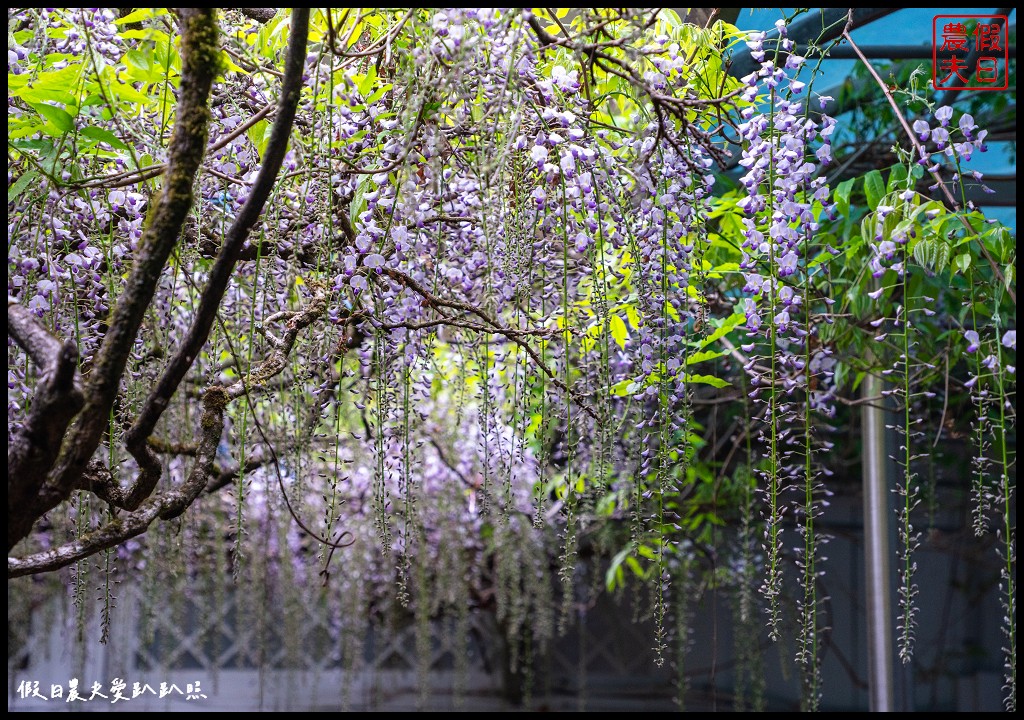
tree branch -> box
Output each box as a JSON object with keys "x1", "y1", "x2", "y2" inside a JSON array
[
  {"x1": 11, "y1": 278, "x2": 332, "y2": 570},
  {"x1": 382, "y1": 267, "x2": 599, "y2": 420},
  {"x1": 233, "y1": 8, "x2": 278, "y2": 24},
  {"x1": 78, "y1": 102, "x2": 275, "y2": 190},
  {"x1": 9, "y1": 9, "x2": 221, "y2": 552},
  {"x1": 7, "y1": 303, "x2": 85, "y2": 549},
  {"x1": 8, "y1": 387, "x2": 229, "y2": 578},
  {"x1": 842, "y1": 30, "x2": 1015, "y2": 306},
  {"x1": 223, "y1": 287, "x2": 329, "y2": 400},
  {"x1": 119, "y1": 8, "x2": 309, "y2": 515}
]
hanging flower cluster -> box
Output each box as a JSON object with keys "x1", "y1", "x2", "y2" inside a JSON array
[{"x1": 6, "y1": 7, "x2": 1015, "y2": 712}]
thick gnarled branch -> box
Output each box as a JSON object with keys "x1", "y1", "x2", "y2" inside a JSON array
[
  {"x1": 8, "y1": 302, "x2": 85, "y2": 549},
  {"x1": 233, "y1": 8, "x2": 277, "y2": 24},
  {"x1": 115, "y1": 8, "x2": 308, "y2": 519},
  {"x1": 9, "y1": 9, "x2": 311, "y2": 548},
  {"x1": 8, "y1": 9, "x2": 221, "y2": 552},
  {"x1": 224, "y1": 288, "x2": 329, "y2": 400},
  {"x1": 8, "y1": 387, "x2": 229, "y2": 578},
  {"x1": 10, "y1": 281, "x2": 335, "y2": 576}
]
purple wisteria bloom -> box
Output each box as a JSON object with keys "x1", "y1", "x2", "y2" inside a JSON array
[{"x1": 964, "y1": 329, "x2": 980, "y2": 353}]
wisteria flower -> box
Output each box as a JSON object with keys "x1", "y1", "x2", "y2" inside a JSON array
[
  {"x1": 744, "y1": 298, "x2": 761, "y2": 332},
  {"x1": 912, "y1": 119, "x2": 930, "y2": 141},
  {"x1": 530, "y1": 144, "x2": 548, "y2": 167},
  {"x1": 964, "y1": 329, "x2": 980, "y2": 353},
  {"x1": 778, "y1": 251, "x2": 798, "y2": 276},
  {"x1": 773, "y1": 308, "x2": 790, "y2": 332},
  {"x1": 958, "y1": 113, "x2": 977, "y2": 137},
  {"x1": 551, "y1": 65, "x2": 580, "y2": 93}
]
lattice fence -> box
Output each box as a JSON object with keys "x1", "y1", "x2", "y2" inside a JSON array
[{"x1": 9, "y1": 577, "x2": 677, "y2": 711}]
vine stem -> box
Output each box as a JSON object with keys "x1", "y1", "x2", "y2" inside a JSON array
[
  {"x1": 764, "y1": 88, "x2": 783, "y2": 639},
  {"x1": 841, "y1": 31, "x2": 1015, "y2": 306}
]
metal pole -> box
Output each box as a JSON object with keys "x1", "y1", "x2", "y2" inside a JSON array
[
  {"x1": 794, "y1": 44, "x2": 1018, "y2": 60},
  {"x1": 862, "y1": 371, "x2": 894, "y2": 711},
  {"x1": 727, "y1": 8, "x2": 898, "y2": 78}
]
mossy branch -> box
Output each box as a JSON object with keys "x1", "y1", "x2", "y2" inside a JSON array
[{"x1": 8, "y1": 8, "x2": 220, "y2": 551}]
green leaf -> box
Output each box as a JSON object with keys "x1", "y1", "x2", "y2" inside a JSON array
[
  {"x1": 706, "y1": 261, "x2": 739, "y2": 278},
  {"x1": 605, "y1": 544, "x2": 634, "y2": 590},
  {"x1": 365, "y1": 83, "x2": 392, "y2": 105},
  {"x1": 665, "y1": 300, "x2": 680, "y2": 321},
  {"x1": 684, "y1": 373, "x2": 731, "y2": 389},
  {"x1": 834, "y1": 177, "x2": 855, "y2": 217},
  {"x1": 933, "y1": 242, "x2": 950, "y2": 274},
  {"x1": 36, "y1": 65, "x2": 85, "y2": 91},
  {"x1": 347, "y1": 19, "x2": 365, "y2": 48},
  {"x1": 357, "y1": 65, "x2": 377, "y2": 97},
  {"x1": 246, "y1": 119, "x2": 270, "y2": 159},
  {"x1": 350, "y1": 175, "x2": 371, "y2": 227},
  {"x1": 807, "y1": 250, "x2": 836, "y2": 268},
  {"x1": 954, "y1": 252, "x2": 971, "y2": 274},
  {"x1": 637, "y1": 544, "x2": 658, "y2": 561},
  {"x1": 8, "y1": 170, "x2": 38, "y2": 204},
  {"x1": 864, "y1": 170, "x2": 885, "y2": 211},
  {"x1": 106, "y1": 82, "x2": 154, "y2": 107},
  {"x1": 80, "y1": 93, "x2": 107, "y2": 108},
  {"x1": 887, "y1": 163, "x2": 909, "y2": 192},
  {"x1": 860, "y1": 215, "x2": 876, "y2": 247},
  {"x1": 120, "y1": 28, "x2": 171, "y2": 42},
  {"x1": 125, "y1": 49, "x2": 152, "y2": 74},
  {"x1": 30, "y1": 102, "x2": 75, "y2": 133},
  {"x1": 891, "y1": 218, "x2": 914, "y2": 242},
  {"x1": 114, "y1": 7, "x2": 166, "y2": 24},
  {"x1": 15, "y1": 86, "x2": 76, "y2": 105},
  {"x1": 625, "y1": 305, "x2": 641, "y2": 330},
  {"x1": 913, "y1": 239, "x2": 932, "y2": 268},
  {"x1": 609, "y1": 379, "x2": 637, "y2": 397},
  {"x1": 9, "y1": 138, "x2": 55, "y2": 152},
  {"x1": 625, "y1": 556, "x2": 644, "y2": 577},
  {"x1": 7, "y1": 121, "x2": 45, "y2": 140},
  {"x1": 686, "y1": 348, "x2": 727, "y2": 365},
  {"x1": 610, "y1": 314, "x2": 628, "y2": 350},
  {"x1": 79, "y1": 126, "x2": 128, "y2": 151},
  {"x1": 697, "y1": 312, "x2": 744, "y2": 348},
  {"x1": 123, "y1": 49, "x2": 162, "y2": 83}
]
